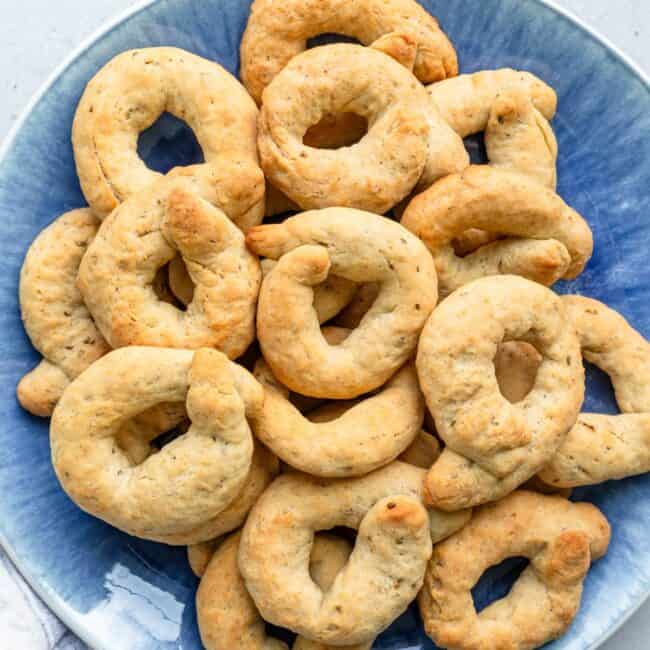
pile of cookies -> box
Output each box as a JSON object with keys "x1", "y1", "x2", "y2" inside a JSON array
[{"x1": 16, "y1": 0, "x2": 650, "y2": 648}]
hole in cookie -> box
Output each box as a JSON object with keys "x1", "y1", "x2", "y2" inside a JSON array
[
  {"x1": 151, "y1": 264, "x2": 185, "y2": 309},
  {"x1": 463, "y1": 132, "x2": 488, "y2": 165},
  {"x1": 306, "y1": 33, "x2": 362, "y2": 49},
  {"x1": 151, "y1": 419, "x2": 190, "y2": 450},
  {"x1": 303, "y1": 112, "x2": 368, "y2": 149},
  {"x1": 494, "y1": 341, "x2": 541, "y2": 404},
  {"x1": 583, "y1": 360, "x2": 618, "y2": 414},
  {"x1": 159, "y1": 256, "x2": 195, "y2": 311},
  {"x1": 137, "y1": 112, "x2": 204, "y2": 174},
  {"x1": 471, "y1": 556, "x2": 529, "y2": 613}
]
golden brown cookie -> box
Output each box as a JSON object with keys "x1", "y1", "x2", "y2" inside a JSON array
[
  {"x1": 252, "y1": 357, "x2": 423, "y2": 476},
  {"x1": 51, "y1": 347, "x2": 262, "y2": 540},
  {"x1": 248, "y1": 208, "x2": 437, "y2": 398},
  {"x1": 418, "y1": 276, "x2": 583, "y2": 510},
  {"x1": 239, "y1": 462, "x2": 470, "y2": 645},
  {"x1": 17, "y1": 209, "x2": 110, "y2": 417},
  {"x1": 241, "y1": 0, "x2": 458, "y2": 104},
  {"x1": 78, "y1": 177, "x2": 261, "y2": 357},
  {"x1": 72, "y1": 47, "x2": 263, "y2": 227},
  {"x1": 401, "y1": 166, "x2": 593, "y2": 296},
  {"x1": 419, "y1": 491, "x2": 610, "y2": 650}
]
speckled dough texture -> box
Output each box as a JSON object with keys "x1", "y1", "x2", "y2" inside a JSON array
[
  {"x1": 50, "y1": 347, "x2": 263, "y2": 540},
  {"x1": 197, "y1": 531, "x2": 372, "y2": 650},
  {"x1": 239, "y1": 462, "x2": 471, "y2": 644},
  {"x1": 17, "y1": 209, "x2": 110, "y2": 416},
  {"x1": 72, "y1": 47, "x2": 264, "y2": 227},
  {"x1": 401, "y1": 165, "x2": 593, "y2": 296},
  {"x1": 428, "y1": 68, "x2": 557, "y2": 138},
  {"x1": 257, "y1": 43, "x2": 467, "y2": 213},
  {"x1": 78, "y1": 176, "x2": 261, "y2": 357},
  {"x1": 418, "y1": 276, "x2": 584, "y2": 510},
  {"x1": 247, "y1": 208, "x2": 438, "y2": 398},
  {"x1": 538, "y1": 296, "x2": 650, "y2": 487},
  {"x1": 253, "y1": 357, "x2": 423, "y2": 476},
  {"x1": 240, "y1": 0, "x2": 458, "y2": 104},
  {"x1": 419, "y1": 491, "x2": 610, "y2": 650}
]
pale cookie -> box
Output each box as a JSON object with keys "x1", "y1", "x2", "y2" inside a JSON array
[
  {"x1": 72, "y1": 47, "x2": 263, "y2": 227},
  {"x1": 197, "y1": 531, "x2": 372, "y2": 650},
  {"x1": 17, "y1": 209, "x2": 109, "y2": 416},
  {"x1": 51, "y1": 347, "x2": 262, "y2": 540},
  {"x1": 252, "y1": 357, "x2": 423, "y2": 476},
  {"x1": 257, "y1": 44, "x2": 467, "y2": 213},
  {"x1": 241, "y1": 0, "x2": 458, "y2": 104},
  {"x1": 428, "y1": 68, "x2": 557, "y2": 138},
  {"x1": 78, "y1": 177, "x2": 261, "y2": 357},
  {"x1": 419, "y1": 491, "x2": 610, "y2": 650},
  {"x1": 538, "y1": 296, "x2": 650, "y2": 487},
  {"x1": 247, "y1": 208, "x2": 437, "y2": 398},
  {"x1": 239, "y1": 462, "x2": 470, "y2": 645},
  {"x1": 401, "y1": 166, "x2": 593, "y2": 296},
  {"x1": 418, "y1": 276, "x2": 583, "y2": 510}
]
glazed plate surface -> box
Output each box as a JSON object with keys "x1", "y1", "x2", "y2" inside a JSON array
[{"x1": 0, "y1": 0, "x2": 648, "y2": 648}]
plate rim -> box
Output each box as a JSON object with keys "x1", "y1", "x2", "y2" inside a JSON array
[{"x1": 0, "y1": 0, "x2": 648, "y2": 648}]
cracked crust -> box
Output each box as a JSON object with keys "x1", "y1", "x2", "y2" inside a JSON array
[
  {"x1": 17, "y1": 209, "x2": 110, "y2": 416},
  {"x1": 78, "y1": 176, "x2": 261, "y2": 357},
  {"x1": 50, "y1": 347, "x2": 262, "y2": 540},
  {"x1": 241, "y1": 0, "x2": 458, "y2": 105},
  {"x1": 72, "y1": 47, "x2": 263, "y2": 227},
  {"x1": 418, "y1": 276, "x2": 583, "y2": 510},
  {"x1": 401, "y1": 166, "x2": 592, "y2": 296},
  {"x1": 247, "y1": 208, "x2": 437, "y2": 398},
  {"x1": 418, "y1": 491, "x2": 610, "y2": 650},
  {"x1": 239, "y1": 462, "x2": 470, "y2": 645}
]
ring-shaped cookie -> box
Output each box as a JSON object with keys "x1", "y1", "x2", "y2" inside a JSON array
[
  {"x1": 258, "y1": 44, "x2": 467, "y2": 214},
  {"x1": 538, "y1": 296, "x2": 650, "y2": 487},
  {"x1": 17, "y1": 209, "x2": 110, "y2": 416},
  {"x1": 198, "y1": 531, "x2": 372, "y2": 650},
  {"x1": 78, "y1": 177, "x2": 261, "y2": 357},
  {"x1": 51, "y1": 346, "x2": 262, "y2": 540},
  {"x1": 401, "y1": 165, "x2": 593, "y2": 296},
  {"x1": 418, "y1": 491, "x2": 610, "y2": 650},
  {"x1": 253, "y1": 357, "x2": 423, "y2": 476},
  {"x1": 418, "y1": 275, "x2": 583, "y2": 510},
  {"x1": 72, "y1": 47, "x2": 264, "y2": 227},
  {"x1": 240, "y1": 0, "x2": 458, "y2": 104},
  {"x1": 247, "y1": 208, "x2": 438, "y2": 398},
  {"x1": 239, "y1": 461, "x2": 471, "y2": 645}
]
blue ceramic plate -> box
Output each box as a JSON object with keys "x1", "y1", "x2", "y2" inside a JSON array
[{"x1": 0, "y1": 1, "x2": 648, "y2": 648}]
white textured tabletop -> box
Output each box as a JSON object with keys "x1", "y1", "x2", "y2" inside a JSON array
[{"x1": 0, "y1": 1, "x2": 648, "y2": 648}]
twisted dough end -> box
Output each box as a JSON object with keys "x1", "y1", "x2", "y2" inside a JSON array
[{"x1": 17, "y1": 360, "x2": 70, "y2": 417}]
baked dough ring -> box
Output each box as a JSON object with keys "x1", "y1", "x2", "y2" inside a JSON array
[
  {"x1": 78, "y1": 178, "x2": 261, "y2": 357},
  {"x1": 428, "y1": 68, "x2": 557, "y2": 138},
  {"x1": 72, "y1": 47, "x2": 263, "y2": 227},
  {"x1": 51, "y1": 346, "x2": 262, "y2": 540},
  {"x1": 151, "y1": 440, "x2": 279, "y2": 545},
  {"x1": 538, "y1": 296, "x2": 650, "y2": 487},
  {"x1": 239, "y1": 462, "x2": 470, "y2": 645},
  {"x1": 418, "y1": 276, "x2": 583, "y2": 510},
  {"x1": 197, "y1": 532, "x2": 372, "y2": 650},
  {"x1": 257, "y1": 44, "x2": 467, "y2": 214},
  {"x1": 418, "y1": 491, "x2": 610, "y2": 650},
  {"x1": 247, "y1": 208, "x2": 438, "y2": 398},
  {"x1": 18, "y1": 209, "x2": 110, "y2": 416},
  {"x1": 240, "y1": 0, "x2": 458, "y2": 105},
  {"x1": 401, "y1": 165, "x2": 593, "y2": 296},
  {"x1": 252, "y1": 356, "x2": 423, "y2": 476}
]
